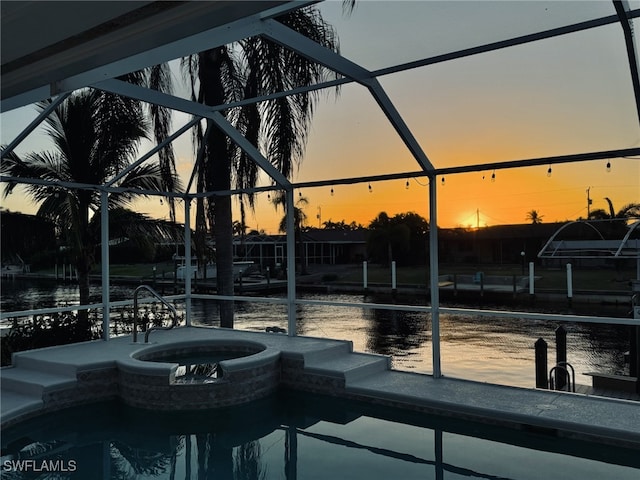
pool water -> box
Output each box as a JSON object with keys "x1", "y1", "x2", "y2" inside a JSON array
[{"x1": 2, "y1": 391, "x2": 638, "y2": 479}]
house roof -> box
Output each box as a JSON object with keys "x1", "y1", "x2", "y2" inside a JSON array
[
  {"x1": 302, "y1": 228, "x2": 368, "y2": 244},
  {"x1": 239, "y1": 228, "x2": 367, "y2": 244}
]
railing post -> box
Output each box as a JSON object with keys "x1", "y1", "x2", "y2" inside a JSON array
[
  {"x1": 286, "y1": 189, "x2": 297, "y2": 336},
  {"x1": 555, "y1": 325, "x2": 567, "y2": 390},
  {"x1": 184, "y1": 199, "x2": 192, "y2": 326},
  {"x1": 529, "y1": 262, "x2": 535, "y2": 299},
  {"x1": 100, "y1": 190, "x2": 110, "y2": 341},
  {"x1": 429, "y1": 176, "x2": 441, "y2": 378},
  {"x1": 636, "y1": 325, "x2": 640, "y2": 394},
  {"x1": 535, "y1": 338, "x2": 548, "y2": 389},
  {"x1": 566, "y1": 263, "x2": 573, "y2": 307},
  {"x1": 363, "y1": 261, "x2": 368, "y2": 293},
  {"x1": 391, "y1": 261, "x2": 397, "y2": 296}
]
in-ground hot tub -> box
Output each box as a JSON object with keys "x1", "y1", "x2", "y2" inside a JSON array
[
  {"x1": 139, "y1": 346, "x2": 259, "y2": 383},
  {"x1": 119, "y1": 339, "x2": 281, "y2": 410}
]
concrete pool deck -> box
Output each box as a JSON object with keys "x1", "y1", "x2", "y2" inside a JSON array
[{"x1": 1, "y1": 326, "x2": 639, "y2": 449}]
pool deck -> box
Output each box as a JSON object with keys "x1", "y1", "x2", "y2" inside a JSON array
[{"x1": 1, "y1": 326, "x2": 639, "y2": 449}]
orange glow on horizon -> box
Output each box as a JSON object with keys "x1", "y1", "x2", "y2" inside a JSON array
[{"x1": 2, "y1": 157, "x2": 637, "y2": 235}]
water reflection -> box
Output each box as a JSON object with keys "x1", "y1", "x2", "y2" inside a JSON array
[
  {"x1": 1, "y1": 280, "x2": 633, "y2": 388},
  {"x1": 1, "y1": 393, "x2": 638, "y2": 480},
  {"x1": 363, "y1": 308, "x2": 428, "y2": 358}
]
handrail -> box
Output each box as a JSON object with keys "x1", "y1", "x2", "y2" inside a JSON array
[
  {"x1": 557, "y1": 361, "x2": 576, "y2": 392},
  {"x1": 133, "y1": 285, "x2": 178, "y2": 343},
  {"x1": 549, "y1": 362, "x2": 576, "y2": 392}
]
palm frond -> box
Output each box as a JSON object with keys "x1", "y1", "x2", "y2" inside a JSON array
[
  {"x1": 148, "y1": 63, "x2": 178, "y2": 219},
  {"x1": 618, "y1": 202, "x2": 640, "y2": 218},
  {"x1": 92, "y1": 207, "x2": 184, "y2": 246}
]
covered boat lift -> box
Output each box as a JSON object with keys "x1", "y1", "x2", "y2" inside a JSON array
[{"x1": 538, "y1": 219, "x2": 640, "y2": 274}]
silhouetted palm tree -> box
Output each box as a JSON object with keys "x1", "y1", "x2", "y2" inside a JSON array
[
  {"x1": 2, "y1": 90, "x2": 181, "y2": 337},
  {"x1": 589, "y1": 197, "x2": 640, "y2": 220},
  {"x1": 526, "y1": 209, "x2": 544, "y2": 224},
  {"x1": 588, "y1": 197, "x2": 640, "y2": 240},
  {"x1": 110, "y1": 441, "x2": 178, "y2": 479},
  {"x1": 234, "y1": 441, "x2": 266, "y2": 480},
  {"x1": 274, "y1": 193, "x2": 310, "y2": 275},
  {"x1": 183, "y1": 6, "x2": 340, "y2": 326}
]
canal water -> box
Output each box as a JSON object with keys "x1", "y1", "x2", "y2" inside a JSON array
[{"x1": 1, "y1": 279, "x2": 633, "y2": 389}]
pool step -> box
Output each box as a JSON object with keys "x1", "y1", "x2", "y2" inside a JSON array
[
  {"x1": 0, "y1": 366, "x2": 77, "y2": 397},
  {"x1": 301, "y1": 341, "x2": 353, "y2": 364},
  {"x1": 0, "y1": 389, "x2": 43, "y2": 423},
  {"x1": 304, "y1": 351, "x2": 391, "y2": 384},
  {"x1": 12, "y1": 354, "x2": 79, "y2": 377}
]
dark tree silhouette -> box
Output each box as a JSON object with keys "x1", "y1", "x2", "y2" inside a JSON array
[
  {"x1": 182, "y1": 7, "x2": 340, "y2": 326},
  {"x1": 1, "y1": 90, "x2": 181, "y2": 337}
]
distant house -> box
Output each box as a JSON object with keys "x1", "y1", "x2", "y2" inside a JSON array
[
  {"x1": 233, "y1": 228, "x2": 368, "y2": 268},
  {"x1": 231, "y1": 221, "x2": 638, "y2": 270},
  {"x1": 438, "y1": 223, "x2": 566, "y2": 266}
]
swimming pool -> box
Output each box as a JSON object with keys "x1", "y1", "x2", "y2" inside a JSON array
[{"x1": 2, "y1": 391, "x2": 638, "y2": 479}]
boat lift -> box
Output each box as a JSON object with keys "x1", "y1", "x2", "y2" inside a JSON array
[{"x1": 538, "y1": 219, "x2": 640, "y2": 393}]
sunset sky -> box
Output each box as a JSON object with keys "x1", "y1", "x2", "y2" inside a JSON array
[{"x1": 1, "y1": 1, "x2": 639, "y2": 232}]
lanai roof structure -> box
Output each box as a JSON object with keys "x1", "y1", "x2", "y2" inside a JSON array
[{"x1": 2, "y1": 1, "x2": 640, "y2": 380}]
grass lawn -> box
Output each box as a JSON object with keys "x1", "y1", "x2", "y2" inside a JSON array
[{"x1": 32, "y1": 261, "x2": 636, "y2": 292}]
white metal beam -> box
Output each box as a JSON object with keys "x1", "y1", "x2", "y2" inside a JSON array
[
  {"x1": 106, "y1": 117, "x2": 199, "y2": 187},
  {"x1": 92, "y1": 79, "x2": 291, "y2": 188},
  {"x1": 173, "y1": 11, "x2": 638, "y2": 124},
  {"x1": 286, "y1": 188, "x2": 297, "y2": 335},
  {"x1": 614, "y1": 0, "x2": 640, "y2": 127},
  {"x1": 2, "y1": 2, "x2": 310, "y2": 112},
  {"x1": 0, "y1": 93, "x2": 71, "y2": 157},
  {"x1": 49, "y1": 16, "x2": 263, "y2": 99},
  {"x1": 428, "y1": 176, "x2": 441, "y2": 378},
  {"x1": 100, "y1": 190, "x2": 110, "y2": 340},
  {"x1": 184, "y1": 199, "x2": 192, "y2": 326},
  {"x1": 260, "y1": 18, "x2": 435, "y2": 172},
  {"x1": 186, "y1": 121, "x2": 213, "y2": 195}
]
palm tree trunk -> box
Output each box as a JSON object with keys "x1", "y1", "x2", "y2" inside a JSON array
[
  {"x1": 200, "y1": 48, "x2": 235, "y2": 328},
  {"x1": 195, "y1": 196, "x2": 208, "y2": 279},
  {"x1": 213, "y1": 195, "x2": 235, "y2": 328},
  {"x1": 75, "y1": 201, "x2": 94, "y2": 340},
  {"x1": 76, "y1": 255, "x2": 93, "y2": 340},
  {"x1": 296, "y1": 231, "x2": 307, "y2": 275}
]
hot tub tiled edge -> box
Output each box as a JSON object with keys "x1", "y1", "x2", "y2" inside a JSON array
[
  {"x1": 118, "y1": 339, "x2": 281, "y2": 410},
  {"x1": 1, "y1": 331, "x2": 376, "y2": 426}
]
